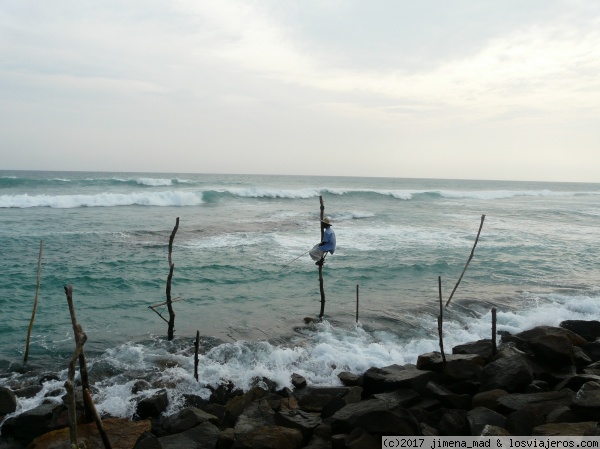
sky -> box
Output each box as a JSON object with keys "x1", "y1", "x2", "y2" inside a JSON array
[{"x1": 1, "y1": 1, "x2": 599, "y2": 182}]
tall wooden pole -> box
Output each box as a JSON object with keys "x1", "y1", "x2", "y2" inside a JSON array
[
  {"x1": 318, "y1": 197, "x2": 326, "y2": 320},
  {"x1": 24, "y1": 240, "x2": 43, "y2": 364},
  {"x1": 166, "y1": 217, "x2": 179, "y2": 341}
]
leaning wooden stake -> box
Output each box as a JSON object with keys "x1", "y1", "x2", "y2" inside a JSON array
[
  {"x1": 318, "y1": 197, "x2": 326, "y2": 320},
  {"x1": 83, "y1": 388, "x2": 113, "y2": 449},
  {"x1": 445, "y1": 214, "x2": 486, "y2": 307},
  {"x1": 64, "y1": 285, "x2": 93, "y2": 422},
  {"x1": 194, "y1": 330, "x2": 200, "y2": 382},
  {"x1": 438, "y1": 276, "x2": 446, "y2": 366},
  {"x1": 356, "y1": 285, "x2": 359, "y2": 323},
  {"x1": 492, "y1": 307, "x2": 497, "y2": 357},
  {"x1": 65, "y1": 322, "x2": 87, "y2": 449},
  {"x1": 24, "y1": 240, "x2": 43, "y2": 364},
  {"x1": 64, "y1": 285, "x2": 113, "y2": 449},
  {"x1": 166, "y1": 217, "x2": 179, "y2": 341}
]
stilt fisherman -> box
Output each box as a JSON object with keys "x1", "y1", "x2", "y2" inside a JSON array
[{"x1": 309, "y1": 217, "x2": 336, "y2": 266}]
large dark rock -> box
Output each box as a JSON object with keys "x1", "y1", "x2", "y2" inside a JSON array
[
  {"x1": 275, "y1": 409, "x2": 321, "y2": 442},
  {"x1": 583, "y1": 361, "x2": 600, "y2": 376},
  {"x1": 438, "y1": 409, "x2": 469, "y2": 436},
  {"x1": 0, "y1": 386, "x2": 17, "y2": 415},
  {"x1": 163, "y1": 407, "x2": 219, "y2": 434},
  {"x1": 363, "y1": 364, "x2": 435, "y2": 394},
  {"x1": 159, "y1": 421, "x2": 219, "y2": 449},
  {"x1": 496, "y1": 390, "x2": 574, "y2": 416},
  {"x1": 1, "y1": 402, "x2": 67, "y2": 443},
  {"x1": 583, "y1": 341, "x2": 600, "y2": 363},
  {"x1": 514, "y1": 326, "x2": 587, "y2": 347},
  {"x1": 291, "y1": 373, "x2": 307, "y2": 390},
  {"x1": 14, "y1": 385, "x2": 43, "y2": 399},
  {"x1": 452, "y1": 339, "x2": 494, "y2": 362},
  {"x1": 320, "y1": 387, "x2": 362, "y2": 419},
  {"x1": 332, "y1": 427, "x2": 380, "y2": 449},
  {"x1": 533, "y1": 421, "x2": 598, "y2": 436},
  {"x1": 553, "y1": 374, "x2": 600, "y2": 392},
  {"x1": 560, "y1": 320, "x2": 600, "y2": 342},
  {"x1": 417, "y1": 352, "x2": 483, "y2": 383},
  {"x1": 137, "y1": 389, "x2": 169, "y2": 419},
  {"x1": 223, "y1": 386, "x2": 267, "y2": 426},
  {"x1": 234, "y1": 399, "x2": 276, "y2": 438},
  {"x1": 338, "y1": 372, "x2": 363, "y2": 387},
  {"x1": 133, "y1": 431, "x2": 162, "y2": 449},
  {"x1": 570, "y1": 381, "x2": 600, "y2": 420},
  {"x1": 233, "y1": 426, "x2": 303, "y2": 449},
  {"x1": 527, "y1": 334, "x2": 574, "y2": 368},
  {"x1": 506, "y1": 407, "x2": 545, "y2": 436},
  {"x1": 373, "y1": 389, "x2": 421, "y2": 408},
  {"x1": 330, "y1": 398, "x2": 421, "y2": 436},
  {"x1": 467, "y1": 407, "x2": 506, "y2": 436},
  {"x1": 480, "y1": 355, "x2": 534, "y2": 392},
  {"x1": 423, "y1": 381, "x2": 470, "y2": 410},
  {"x1": 296, "y1": 386, "x2": 350, "y2": 414},
  {"x1": 471, "y1": 389, "x2": 508, "y2": 411}
]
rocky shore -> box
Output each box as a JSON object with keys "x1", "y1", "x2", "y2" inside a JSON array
[{"x1": 2, "y1": 320, "x2": 600, "y2": 449}]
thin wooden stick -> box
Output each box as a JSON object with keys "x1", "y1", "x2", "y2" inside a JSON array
[
  {"x1": 65, "y1": 323, "x2": 87, "y2": 449},
  {"x1": 83, "y1": 388, "x2": 113, "y2": 449},
  {"x1": 194, "y1": 331, "x2": 200, "y2": 382},
  {"x1": 492, "y1": 307, "x2": 497, "y2": 357},
  {"x1": 356, "y1": 285, "x2": 359, "y2": 323},
  {"x1": 24, "y1": 240, "x2": 43, "y2": 364},
  {"x1": 445, "y1": 214, "x2": 486, "y2": 307},
  {"x1": 438, "y1": 276, "x2": 446, "y2": 365},
  {"x1": 166, "y1": 217, "x2": 179, "y2": 341},
  {"x1": 64, "y1": 285, "x2": 93, "y2": 422}
]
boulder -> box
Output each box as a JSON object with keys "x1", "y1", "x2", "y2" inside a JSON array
[
  {"x1": 296, "y1": 387, "x2": 350, "y2": 414},
  {"x1": 527, "y1": 334, "x2": 574, "y2": 368},
  {"x1": 320, "y1": 387, "x2": 363, "y2": 419},
  {"x1": 159, "y1": 421, "x2": 219, "y2": 449},
  {"x1": 0, "y1": 386, "x2": 17, "y2": 415},
  {"x1": 546, "y1": 406, "x2": 580, "y2": 423},
  {"x1": 417, "y1": 352, "x2": 484, "y2": 383},
  {"x1": 467, "y1": 407, "x2": 506, "y2": 436},
  {"x1": 14, "y1": 385, "x2": 43, "y2": 398},
  {"x1": 291, "y1": 373, "x2": 307, "y2": 390},
  {"x1": 330, "y1": 398, "x2": 421, "y2": 436},
  {"x1": 583, "y1": 341, "x2": 600, "y2": 363},
  {"x1": 480, "y1": 425, "x2": 511, "y2": 436},
  {"x1": 275, "y1": 409, "x2": 321, "y2": 442},
  {"x1": 338, "y1": 372, "x2": 363, "y2": 387},
  {"x1": 514, "y1": 326, "x2": 587, "y2": 347},
  {"x1": 560, "y1": 320, "x2": 600, "y2": 342},
  {"x1": 1, "y1": 402, "x2": 67, "y2": 444},
  {"x1": 570, "y1": 381, "x2": 600, "y2": 420},
  {"x1": 506, "y1": 407, "x2": 545, "y2": 436},
  {"x1": 332, "y1": 427, "x2": 380, "y2": 449},
  {"x1": 452, "y1": 339, "x2": 494, "y2": 362},
  {"x1": 363, "y1": 364, "x2": 435, "y2": 394},
  {"x1": 496, "y1": 390, "x2": 574, "y2": 416},
  {"x1": 133, "y1": 431, "x2": 162, "y2": 449},
  {"x1": 233, "y1": 425, "x2": 303, "y2": 449},
  {"x1": 234, "y1": 399, "x2": 276, "y2": 437},
  {"x1": 480, "y1": 355, "x2": 533, "y2": 392},
  {"x1": 533, "y1": 421, "x2": 598, "y2": 436},
  {"x1": 163, "y1": 407, "x2": 219, "y2": 434},
  {"x1": 471, "y1": 389, "x2": 508, "y2": 411},
  {"x1": 423, "y1": 381, "x2": 470, "y2": 410},
  {"x1": 583, "y1": 361, "x2": 600, "y2": 376},
  {"x1": 553, "y1": 374, "x2": 600, "y2": 392},
  {"x1": 223, "y1": 386, "x2": 267, "y2": 426},
  {"x1": 438, "y1": 409, "x2": 469, "y2": 436},
  {"x1": 132, "y1": 380, "x2": 153, "y2": 394},
  {"x1": 137, "y1": 389, "x2": 169, "y2": 419},
  {"x1": 373, "y1": 389, "x2": 421, "y2": 408}
]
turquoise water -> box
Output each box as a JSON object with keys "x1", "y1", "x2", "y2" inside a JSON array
[{"x1": 1, "y1": 171, "x2": 599, "y2": 419}]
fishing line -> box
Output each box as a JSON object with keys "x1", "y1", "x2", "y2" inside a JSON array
[{"x1": 276, "y1": 250, "x2": 311, "y2": 273}]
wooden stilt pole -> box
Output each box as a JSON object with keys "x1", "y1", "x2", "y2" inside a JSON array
[
  {"x1": 318, "y1": 197, "x2": 326, "y2": 320},
  {"x1": 438, "y1": 276, "x2": 446, "y2": 366},
  {"x1": 445, "y1": 214, "x2": 486, "y2": 307},
  {"x1": 84, "y1": 388, "x2": 113, "y2": 449},
  {"x1": 356, "y1": 285, "x2": 359, "y2": 323},
  {"x1": 166, "y1": 217, "x2": 179, "y2": 341},
  {"x1": 492, "y1": 307, "x2": 497, "y2": 357},
  {"x1": 194, "y1": 330, "x2": 200, "y2": 382},
  {"x1": 24, "y1": 240, "x2": 43, "y2": 364}
]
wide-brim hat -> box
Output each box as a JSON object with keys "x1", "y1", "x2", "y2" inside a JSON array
[{"x1": 321, "y1": 217, "x2": 332, "y2": 225}]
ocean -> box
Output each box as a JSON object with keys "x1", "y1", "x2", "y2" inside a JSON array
[{"x1": 1, "y1": 170, "x2": 599, "y2": 420}]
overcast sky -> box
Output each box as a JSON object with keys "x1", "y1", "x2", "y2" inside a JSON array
[{"x1": 1, "y1": 1, "x2": 599, "y2": 182}]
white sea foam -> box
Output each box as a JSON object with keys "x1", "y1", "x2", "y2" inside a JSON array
[
  {"x1": 0, "y1": 191, "x2": 203, "y2": 208},
  {"x1": 136, "y1": 177, "x2": 173, "y2": 186},
  {"x1": 227, "y1": 187, "x2": 321, "y2": 199}
]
